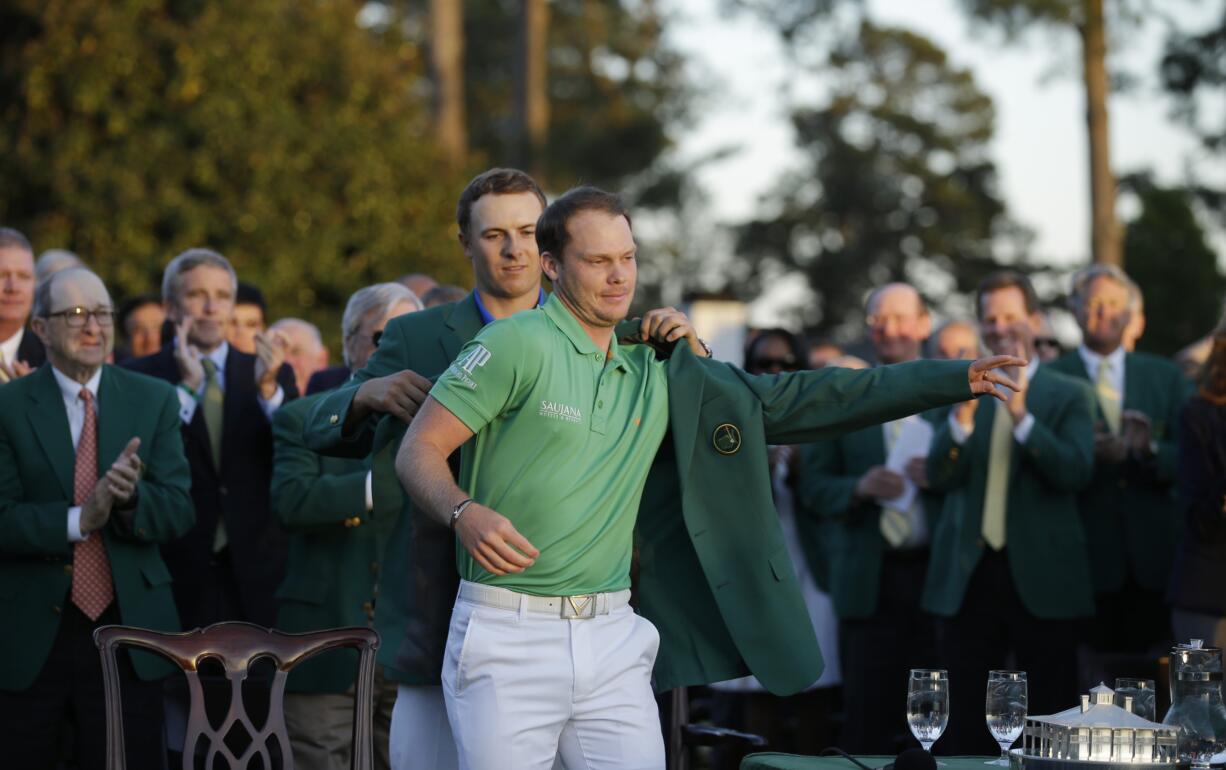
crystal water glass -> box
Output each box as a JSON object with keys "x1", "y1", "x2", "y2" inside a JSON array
[
  {"x1": 909, "y1": 669, "x2": 950, "y2": 758},
  {"x1": 985, "y1": 670, "x2": 1027, "y2": 766},
  {"x1": 1115, "y1": 677, "x2": 1157, "y2": 722}
]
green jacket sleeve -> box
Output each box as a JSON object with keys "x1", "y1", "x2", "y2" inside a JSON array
[
  {"x1": 0, "y1": 425, "x2": 72, "y2": 555},
  {"x1": 114, "y1": 385, "x2": 196, "y2": 544},
  {"x1": 746, "y1": 358, "x2": 973, "y2": 445},
  {"x1": 303, "y1": 315, "x2": 413, "y2": 458},
  {"x1": 1014, "y1": 384, "x2": 1095, "y2": 493},
  {"x1": 273, "y1": 401, "x2": 368, "y2": 531}
]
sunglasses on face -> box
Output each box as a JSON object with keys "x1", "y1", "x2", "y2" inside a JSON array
[{"x1": 748, "y1": 356, "x2": 800, "y2": 372}]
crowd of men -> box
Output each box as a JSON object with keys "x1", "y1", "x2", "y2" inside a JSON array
[{"x1": 0, "y1": 166, "x2": 1220, "y2": 770}]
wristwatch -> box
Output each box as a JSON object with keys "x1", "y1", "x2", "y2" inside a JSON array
[{"x1": 449, "y1": 498, "x2": 474, "y2": 530}]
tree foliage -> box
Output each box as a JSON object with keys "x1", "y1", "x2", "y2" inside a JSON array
[
  {"x1": 735, "y1": 22, "x2": 1020, "y2": 335},
  {"x1": 1122, "y1": 175, "x2": 1225, "y2": 356},
  {"x1": 0, "y1": 0, "x2": 468, "y2": 347},
  {"x1": 461, "y1": 0, "x2": 690, "y2": 196}
]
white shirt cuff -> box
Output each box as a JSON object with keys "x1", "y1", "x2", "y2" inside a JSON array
[
  {"x1": 1013, "y1": 412, "x2": 1035, "y2": 444},
  {"x1": 177, "y1": 386, "x2": 199, "y2": 424},
  {"x1": 68, "y1": 506, "x2": 87, "y2": 542},
  {"x1": 365, "y1": 471, "x2": 374, "y2": 512},
  {"x1": 258, "y1": 385, "x2": 285, "y2": 419},
  {"x1": 948, "y1": 413, "x2": 972, "y2": 445}
]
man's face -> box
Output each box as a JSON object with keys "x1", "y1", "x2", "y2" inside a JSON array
[
  {"x1": 934, "y1": 323, "x2": 979, "y2": 361},
  {"x1": 979, "y1": 286, "x2": 1041, "y2": 361},
  {"x1": 0, "y1": 246, "x2": 35, "y2": 329},
  {"x1": 543, "y1": 210, "x2": 637, "y2": 331},
  {"x1": 125, "y1": 302, "x2": 165, "y2": 358},
  {"x1": 746, "y1": 335, "x2": 800, "y2": 374},
  {"x1": 34, "y1": 272, "x2": 114, "y2": 371},
  {"x1": 347, "y1": 299, "x2": 419, "y2": 372},
  {"x1": 460, "y1": 192, "x2": 544, "y2": 301},
  {"x1": 227, "y1": 302, "x2": 265, "y2": 355},
  {"x1": 272, "y1": 321, "x2": 327, "y2": 396},
  {"x1": 1076, "y1": 275, "x2": 1132, "y2": 354},
  {"x1": 167, "y1": 265, "x2": 235, "y2": 352},
  {"x1": 867, "y1": 285, "x2": 930, "y2": 364}
]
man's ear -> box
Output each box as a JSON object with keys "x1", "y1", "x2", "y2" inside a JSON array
[
  {"x1": 541, "y1": 251, "x2": 560, "y2": 283},
  {"x1": 30, "y1": 317, "x2": 50, "y2": 347}
]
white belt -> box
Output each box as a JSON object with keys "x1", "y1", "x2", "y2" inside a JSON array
[{"x1": 458, "y1": 580, "x2": 630, "y2": 620}]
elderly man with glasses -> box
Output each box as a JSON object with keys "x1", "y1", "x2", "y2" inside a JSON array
[{"x1": 0, "y1": 267, "x2": 193, "y2": 769}]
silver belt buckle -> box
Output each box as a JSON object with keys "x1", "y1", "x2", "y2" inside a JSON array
[{"x1": 561, "y1": 594, "x2": 597, "y2": 619}]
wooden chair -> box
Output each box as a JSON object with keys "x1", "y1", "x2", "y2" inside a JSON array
[
  {"x1": 667, "y1": 686, "x2": 769, "y2": 770},
  {"x1": 94, "y1": 622, "x2": 380, "y2": 770}
]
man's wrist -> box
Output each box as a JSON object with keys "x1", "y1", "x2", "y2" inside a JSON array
[{"x1": 449, "y1": 498, "x2": 474, "y2": 530}]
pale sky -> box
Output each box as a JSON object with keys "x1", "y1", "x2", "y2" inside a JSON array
[{"x1": 667, "y1": 0, "x2": 1224, "y2": 275}]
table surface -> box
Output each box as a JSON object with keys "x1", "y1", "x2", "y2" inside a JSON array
[{"x1": 741, "y1": 754, "x2": 997, "y2": 770}]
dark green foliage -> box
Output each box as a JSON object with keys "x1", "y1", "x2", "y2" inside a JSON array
[
  {"x1": 0, "y1": 0, "x2": 469, "y2": 349},
  {"x1": 735, "y1": 22, "x2": 1020, "y2": 334},
  {"x1": 1123, "y1": 176, "x2": 1224, "y2": 356}
]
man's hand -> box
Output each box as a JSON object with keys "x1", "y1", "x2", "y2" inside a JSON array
[
  {"x1": 966, "y1": 354, "x2": 1026, "y2": 403},
  {"x1": 254, "y1": 330, "x2": 288, "y2": 399},
  {"x1": 454, "y1": 503, "x2": 540, "y2": 576},
  {"x1": 1003, "y1": 355, "x2": 1030, "y2": 424},
  {"x1": 352, "y1": 370, "x2": 434, "y2": 424},
  {"x1": 173, "y1": 318, "x2": 205, "y2": 391},
  {"x1": 80, "y1": 477, "x2": 116, "y2": 535},
  {"x1": 855, "y1": 465, "x2": 905, "y2": 501},
  {"x1": 1121, "y1": 410, "x2": 1154, "y2": 457},
  {"x1": 104, "y1": 437, "x2": 142, "y2": 505},
  {"x1": 904, "y1": 456, "x2": 929, "y2": 490},
  {"x1": 0, "y1": 358, "x2": 33, "y2": 381},
  {"x1": 1094, "y1": 430, "x2": 1128, "y2": 464},
  {"x1": 638, "y1": 307, "x2": 708, "y2": 358}
]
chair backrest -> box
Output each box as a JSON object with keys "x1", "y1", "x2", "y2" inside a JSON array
[{"x1": 94, "y1": 622, "x2": 380, "y2": 770}]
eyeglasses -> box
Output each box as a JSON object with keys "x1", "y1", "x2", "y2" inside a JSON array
[
  {"x1": 748, "y1": 356, "x2": 800, "y2": 372},
  {"x1": 45, "y1": 307, "x2": 115, "y2": 328}
]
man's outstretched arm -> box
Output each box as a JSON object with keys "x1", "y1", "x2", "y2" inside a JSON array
[{"x1": 396, "y1": 396, "x2": 538, "y2": 576}]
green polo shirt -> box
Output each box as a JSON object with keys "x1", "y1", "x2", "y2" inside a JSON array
[{"x1": 430, "y1": 293, "x2": 669, "y2": 596}]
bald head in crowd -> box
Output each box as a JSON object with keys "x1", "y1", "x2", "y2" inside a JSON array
[
  {"x1": 268, "y1": 318, "x2": 327, "y2": 397},
  {"x1": 932, "y1": 319, "x2": 980, "y2": 361},
  {"x1": 865, "y1": 282, "x2": 931, "y2": 365}
]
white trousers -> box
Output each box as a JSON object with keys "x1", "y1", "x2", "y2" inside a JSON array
[
  {"x1": 389, "y1": 684, "x2": 459, "y2": 770},
  {"x1": 442, "y1": 582, "x2": 665, "y2": 770}
]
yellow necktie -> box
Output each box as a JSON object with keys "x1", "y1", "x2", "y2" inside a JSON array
[
  {"x1": 880, "y1": 420, "x2": 910, "y2": 548},
  {"x1": 981, "y1": 403, "x2": 1012, "y2": 550},
  {"x1": 202, "y1": 359, "x2": 227, "y2": 552},
  {"x1": 1095, "y1": 358, "x2": 1122, "y2": 434},
  {"x1": 0, "y1": 349, "x2": 9, "y2": 384}
]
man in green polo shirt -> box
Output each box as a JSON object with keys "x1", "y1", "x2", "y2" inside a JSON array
[{"x1": 398, "y1": 187, "x2": 1023, "y2": 770}]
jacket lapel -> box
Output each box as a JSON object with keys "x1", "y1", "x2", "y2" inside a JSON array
[
  {"x1": 96, "y1": 365, "x2": 133, "y2": 479},
  {"x1": 440, "y1": 294, "x2": 483, "y2": 364},
  {"x1": 665, "y1": 349, "x2": 705, "y2": 486},
  {"x1": 26, "y1": 365, "x2": 75, "y2": 500}
]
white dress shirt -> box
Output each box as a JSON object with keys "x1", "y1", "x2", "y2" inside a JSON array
[
  {"x1": 174, "y1": 340, "x2": 284, "y2": 424},
  {"x1": 1077, "y1": 343, "x2": 1126, "y2": 397},
  {"x1": 0, "y1": 327, "x2": 24, "y2": 366},
  {"x1": 51, "y1": 365, "x2": 103, "y2": 543},
  {"x1": 949, "y1": 357, "x2": 1041, "y2": 445}
]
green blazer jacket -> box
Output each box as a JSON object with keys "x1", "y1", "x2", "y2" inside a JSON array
[
  {"x1": 632, "y1": 345, "x2": 975, "y2": 694},
  {"x1": 304, "y1": 295, "x2": 484, "y2": 684},
  {"x1": 795, "y1": 412, "x2": 942, "y2": 620},
  {"x1": 0, "y1": 364, "x2": 194, "y2": 691},
  {"x1": 1047, "y1": 350, "x2": 1188, "y2": 593},
  {"x1": 272, "y1": 391, "x2": 382, "y2": 694},
  {"x1": 921, "y1": 366, "x2": 1097, "y2": 621}
]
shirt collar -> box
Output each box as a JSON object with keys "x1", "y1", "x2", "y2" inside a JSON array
[
  {"x1": 0, "y1": 327, "x2": 23, "y2": 362},
  {"x1": 51, "y1": 364, "x2": 102, "y2": 403},
  {"x1": 472, "y1": 288, "x2": 547, "y2": 327},
  {"x1": 1077, "y1": 343, "x2": 1124, "y2": 377},
  {"x1": 203, "y1": 340, "x2": 229, "y2": 375},
  {"x1": 541, "y1": 293, "x2": 625, "y2": 369}
]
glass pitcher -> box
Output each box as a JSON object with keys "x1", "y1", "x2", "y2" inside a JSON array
[{"x1": 1162, "y1": 639, "x2": 1226, "y2": 769}]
